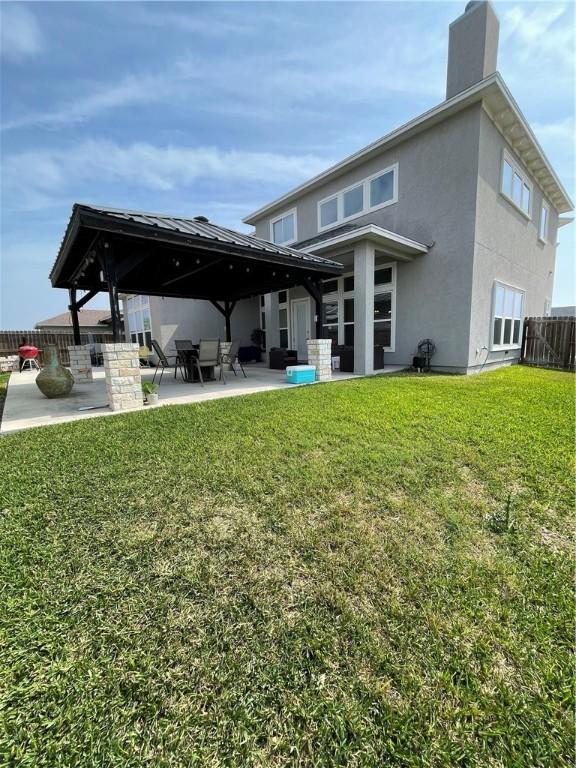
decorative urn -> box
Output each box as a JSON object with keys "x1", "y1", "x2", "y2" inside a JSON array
[{"x1": 35, "y1": 345, "x2": 74, "y2": 399}]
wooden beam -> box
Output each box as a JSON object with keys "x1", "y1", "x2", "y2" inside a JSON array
[
  {"x1": 302, "y1": 278, "x2": 323, "y2": 338},
  {"x1": 162, "y1": 257, "x2": 224, "y2": 288},
  {"x1": 68, "y1": 287, "x2": 81, "y2": 345},
  {"x1": 102, "y1": 241, "x2": 122, "y2": 342},
  {"x1": 115, "y1": 252, "x2": 150, "y2": 281},
  {"x1": 76, "y1": 288, "x2": 100, "y2": 310},
  {"x1": 69, "y1": 232, "x2": 100, "y2": 286}
]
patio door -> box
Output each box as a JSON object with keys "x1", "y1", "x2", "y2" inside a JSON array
[{"x1": 290, "y1": 298, "x2": 311, "y2": 361}]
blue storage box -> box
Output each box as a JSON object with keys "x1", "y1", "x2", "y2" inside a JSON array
[{"x1": 286, "y1": 365, "x2": 316, "y2": 384}]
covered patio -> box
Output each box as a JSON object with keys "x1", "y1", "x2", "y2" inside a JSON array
[{"x1": 51, "y1": 204, "x2": 344, "y2": 345}]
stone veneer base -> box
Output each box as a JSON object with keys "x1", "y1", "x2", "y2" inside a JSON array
[
  {"x1": 101, "y1": 343, "x2": 143, "y2": 411},
  {"x1": 68, "y1": 345, "x2": 93, "y2": 383},
  {"x1": 306, "y1": 339, "x2": 333, "y2": 382}
]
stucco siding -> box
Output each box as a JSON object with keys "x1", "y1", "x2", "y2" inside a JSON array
[
  {"x1": 255, "y1": 105, "x2": 482, "y2": 370},
  {"x1": 151, "y1": 296, "x2": 259, "y2": 356},
  {"x1": 468, "y1": 109, "x2": 558, "y2": 371}
]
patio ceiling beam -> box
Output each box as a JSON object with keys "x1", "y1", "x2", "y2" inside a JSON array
[
  {"x1": 115, "y1": 251, "x2": 151, "y2": 282},
  {"x1": 162, "y1": 257, "x2": 224, "y2": 288},
  {"x1": 69, "y1": 232, "x2": 101, "y2": 286}
]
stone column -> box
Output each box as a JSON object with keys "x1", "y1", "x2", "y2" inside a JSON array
[
  {"x1": 219, "y1": 341, "x2": 232, "y2": 371},
  {"x1": 68, "y1": 345, "x2": 93, "y2": 383},
  {"x1": 307, "y1": 338, "x2": 332, "y2": 382},
  {"x1": 101, "y1": 343, "x2": 142, "y2": 412},
  {"x1": 353, "y1": 241, "x2": 376, "y2": 375}
]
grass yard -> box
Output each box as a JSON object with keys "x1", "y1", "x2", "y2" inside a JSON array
[
  {"x1": 0, "y1": 366, "x2": 574, "y2": 767},
  {"x1": 0, "y1": 373, "x2": 9, "y2": 424}
]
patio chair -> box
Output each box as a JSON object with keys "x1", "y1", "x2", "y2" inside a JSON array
[
  {"x1": 220, "y1": 340, "x2": 246, "y2": 378},
  {"x1": 174, "y1": 339, "x2": 195, "y2": 380},
  {"x1": 190, "y1": 339, "x2": 225, "y2": 386},
  {"x1": 150, "y1": 339, "x2": 180, "y2": 385}
]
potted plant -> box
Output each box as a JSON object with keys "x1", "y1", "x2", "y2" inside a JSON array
[
  {"x1": 142, "y1": 381, "x2": 159, "y2": 405},
  {"x1": 250, "y1": 328, "x2": 265, "y2": 363}
]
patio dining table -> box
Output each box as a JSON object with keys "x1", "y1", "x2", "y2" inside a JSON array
[{"x1": 178, "y1": 345, "x2": 217, "y2": 383}]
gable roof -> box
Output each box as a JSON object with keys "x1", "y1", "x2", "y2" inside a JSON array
[
  {"x1": 244, "y1": 73, "x2": 573, "y2": 223},
  {"x1": 35, "y1": 310, "x2": 113, "y2": 328},
  {"x1": 50, "y1": 204, "x2": 342, "y2": 287}
]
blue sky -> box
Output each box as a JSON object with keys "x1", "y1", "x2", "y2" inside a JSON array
[{"x1": 1, "y1": 1, "x2": 574, "y2": 327}]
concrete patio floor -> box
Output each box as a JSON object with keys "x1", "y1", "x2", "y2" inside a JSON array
[{"x1": 1, "y1": 364, "x2": 405, "y2": 434}]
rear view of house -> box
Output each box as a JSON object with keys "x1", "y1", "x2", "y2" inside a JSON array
[{"x1": 244, "y1": 1, "x2": 573, "y2": 373}]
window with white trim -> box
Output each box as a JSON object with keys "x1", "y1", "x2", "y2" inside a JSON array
[
  {"x1": 317, "y1": 164, "x2": 398, "y2": 231},
  {"x1": 491, "y1": 283, "x2": 524, "y2": 349},
  {"x1": 539, "y1": 202, "x2": 549, "y2": 243},
  {"x1": 270, "y1": 210, "x2": 296, "y2": 245},
  {"x1": 126, "y1": 295, "x2": 152, "y2": 349},
  {"x1": 278, "y1": 291, "x2": 289, "y2": 348},
  {"x1": 501, "y1": 153, "x2": 531, "y2": 217},
  {"x1": 373, "y1": 266, "x2": 394, "y2": 353},
  {"x1": 259, "y1": 295, "x2": 266, "y2": 349},
  {"x1": 321, "y1": 264, "x2": 395, "y2": 356}
]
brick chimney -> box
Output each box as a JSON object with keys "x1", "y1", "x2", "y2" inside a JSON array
[{"x1": 446, "y1": 1, "x2": 500, "y2": 100}]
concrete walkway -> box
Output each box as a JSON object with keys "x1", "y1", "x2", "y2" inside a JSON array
[{"x1": 1, "y1": 364, "x2": 405, "y2": 434}]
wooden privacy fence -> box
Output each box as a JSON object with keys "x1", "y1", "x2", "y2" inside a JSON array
[
  {"x1": 521, "y1": 317, "x2": 575, "y2": 371},
  {"x1": 0, "y1": 330, "x2": 113, "y2": 366}
]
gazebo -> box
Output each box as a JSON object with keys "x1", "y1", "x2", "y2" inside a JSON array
[{"x1": 50, "y1": 204, "x2": 343, "y2": 344}]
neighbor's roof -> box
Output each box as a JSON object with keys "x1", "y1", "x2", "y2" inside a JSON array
[
  {"x1": 50, "y1": 204, "x2": 343, "y2": 285},
  {"x1": 244, "y1": 73, "x2": 573, "y2": 223},
  {"x1": 35, "y1": 310, "x2": 113, "y2": 328}
]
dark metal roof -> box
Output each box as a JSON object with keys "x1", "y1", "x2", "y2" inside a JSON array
[
  {"x1": 50, "y1": 204, "x2": 342, "y2": 303},
  {"x1": 50, "y1": 204, "x2": 342, "y2": 283}
]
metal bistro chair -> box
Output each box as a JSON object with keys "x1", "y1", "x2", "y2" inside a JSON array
[
  {"x1": 191, "y1": 339, "x2": 225, "y2": 386},
  {"x1": 220, "y1": 340, "x2": 246, "y2": 378},
  {"x1": 150, "y1": 340, "x2": 180, "y2": 385}
]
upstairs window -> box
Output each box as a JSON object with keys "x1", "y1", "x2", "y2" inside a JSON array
[
  {"x1": 539, "y1": 203, "x2": 549, "y2": 243},
  {"x1": 320, "y1": 197, "x2": 338, "y2": 228},
  {"x1": 317, "y1": 163, "x2": 398, "y2": 231},
  {"x1": 271, "y1": 210, "x2": 296, "y2": 244},
  {"x1": 343, "y1": 184, "x2": 364, "y2": 218},
  {"x1": 501, "y1": 153, "x2": 531, "y2": 218},
  {"x1": 370, "y1": 169, "x2": 395, "y2": 208},
  {"x1": 491, "y1": 282, "x2": 524, "y2": 349}
]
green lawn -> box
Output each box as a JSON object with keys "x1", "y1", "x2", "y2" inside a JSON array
[
  {"x1": 0, "y1": 367, "x2": 573, "y2": 767},
  {"x1": 0, "y1": 373, "x2": 9, "y2": 423}
]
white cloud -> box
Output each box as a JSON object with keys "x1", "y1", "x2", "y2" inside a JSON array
[
  {"x1": 1, "y1": 6, "x2": 448, "y2": 132},
  {"x1": 0, "y1": 4, "x2": 43, "y2": 60},
  {"x1": 501, "y1": 3, "x2": 574, "y2": 68},
  {"x1": 1, "y1": 71, "x2": 175, "y2": 131},
  {"x1": 2, "y1": 140, "x2": 334, "y2": 211},
  {"x1": 532, "y1": 117, "x2": 575, "y2": 146}
]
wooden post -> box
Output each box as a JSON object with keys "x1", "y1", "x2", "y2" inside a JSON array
[
  {"x1": 520, "y1": 318, "x2": 528, "y2": 363},
  {"x1": 102, "y1": 241, "x2": 122, "y2": 343},
  {"x1": 68, "y1": 287, "x2": 81, "y2": 345},
  {"x1": 302, "y1": 278, "x2": 323, "y2": 339},
  {"x1": 224, "y1": 301, "x2": 232, "y2": 343}
]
